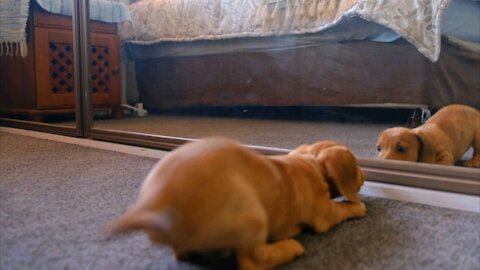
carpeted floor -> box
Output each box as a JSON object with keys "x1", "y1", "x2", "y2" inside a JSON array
[
  {"x1": 89, "y1": 114, "x2": 473, "y2": 161},
  {"x1": 91, "y1": 115, "x2": 390, "y2": 159},
  {"x1": 57, "y1": 106, "x2": 406, "y2": 158},
  {"x1": 1, "y1": 132, "x2": 479, "y2": 270}
]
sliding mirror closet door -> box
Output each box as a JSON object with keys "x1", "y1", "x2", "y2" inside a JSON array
[
  {"x1": 82, "y1": 0, "x2": 127, "y2": 133},
  {"x1": 90, "y1": 0, "x2": 479, "y2": 190},
  {"x1": 0, "y1": 0, "x2": 85, "y2": 135}
]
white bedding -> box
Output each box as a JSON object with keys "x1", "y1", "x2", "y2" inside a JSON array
[
  {"x1": 123, "y1": 0, "x2": 452, "y2": 62},
  {"x1": 35, "y1": 0, "x2": 131, "y2": 23}
]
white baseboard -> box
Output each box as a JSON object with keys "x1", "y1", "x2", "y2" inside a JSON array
[
  {"x1": 361, "y1": 181, "x2": 479, "y2": 213},
  {"x1": 2, "y1": 126, "x2": 479, "y2": 213}
]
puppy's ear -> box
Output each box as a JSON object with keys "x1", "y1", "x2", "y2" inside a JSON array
[
  {"x1": 107, "y1": 209, "x2": 172, "y2": 238},
  {"x1": 317, "y1": 146, "x2": 364, "y2": 203},
  {"x1": 412, "y1": 131, "x2": 436, "y2": 164}
]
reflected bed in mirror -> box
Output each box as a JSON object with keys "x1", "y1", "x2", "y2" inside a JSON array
[
  {"x1": 123, "y1": 0, "x2": 479, "y2": 110},
  {"x1": 98, "y1": 0, "x2": 478, "y2": 169}
]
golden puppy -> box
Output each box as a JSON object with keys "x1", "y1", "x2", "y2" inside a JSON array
[
  {"x1": 107, "y1": 138, "x2": 366, "y2": 270},
  {"x1": 376, "y1": 104, "x2": 480, "y2": 167}
]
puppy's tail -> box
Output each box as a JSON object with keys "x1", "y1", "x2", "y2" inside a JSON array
[{"x1": 106, "y1": 209, "x2": 172, "y2": 239}]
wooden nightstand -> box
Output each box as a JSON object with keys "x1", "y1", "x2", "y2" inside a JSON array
[{"x1": 0, "y1": 2, "x2": 123, "y2": 122}]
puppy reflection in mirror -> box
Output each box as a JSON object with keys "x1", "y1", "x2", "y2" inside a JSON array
[
  {"x1": 107, "y1": 138, "x2": 366, "y2": 270},
  {"x1": 376, "y1": 104, "x2": 480, "y2": 167}
]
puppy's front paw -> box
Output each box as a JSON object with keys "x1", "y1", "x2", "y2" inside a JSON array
[
  {"x1": 352, "y1": 202, "x2": 366, "y2": 218},
  {"x1": 464, "y1": 157, "x2": 480, "y2": 168}
]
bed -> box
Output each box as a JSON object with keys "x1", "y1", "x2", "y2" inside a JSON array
[{"x1": 125, "y1": 0, "x2": 479, "y2": 110}]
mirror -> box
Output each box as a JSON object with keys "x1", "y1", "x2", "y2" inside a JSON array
[
  {"x1": 0, "y1": 1, "x2": 81, "y2": 130},
  {"x1": 87, "y1": 0, "x2": 479, "y2": 170}
]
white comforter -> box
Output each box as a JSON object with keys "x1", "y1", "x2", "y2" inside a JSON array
[{"x1": 124, "y1": 0, "x2": 451, "y2": 62}]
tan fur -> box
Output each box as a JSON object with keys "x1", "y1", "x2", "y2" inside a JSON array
[
  {"x1": 107, "y1": 138, "x2": 366, "y2": 270},
  {"x1": 376, "y1": 104, "x2": 480, "y2": 167}
]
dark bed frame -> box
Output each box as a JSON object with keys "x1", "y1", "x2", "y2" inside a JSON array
[{"x1": 128, "y1": 37, "x2": 480, "y2": 111}]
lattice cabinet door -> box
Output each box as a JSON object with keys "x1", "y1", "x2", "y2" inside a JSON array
[{"x1": 35, "y1": 28, "x2": 121, "y2": 109}]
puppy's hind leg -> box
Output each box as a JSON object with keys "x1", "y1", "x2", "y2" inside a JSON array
[
  {"x1": 270, "y1": 225, "x2": 302, "y2": 241},
  {"x1": 464, "y1": 131, "x2": 480, "y2": 168},
  {"x1": 235, "y1": 215, "x2": 304, "y2": 270},
  {"x1": 237, "y1": 239, "x2": 305, "y2": 270},
  {"x1": 232, "y1": 206, "x2": 303, "y2": 270}
]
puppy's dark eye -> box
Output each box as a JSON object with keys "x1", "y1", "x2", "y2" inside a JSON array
[
  {"x1": 376, "y1": 145, "x2": 381, "y2": 152},
  {"x1": 396, "y1": 145, "x2": 407, "y2": 153}
]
